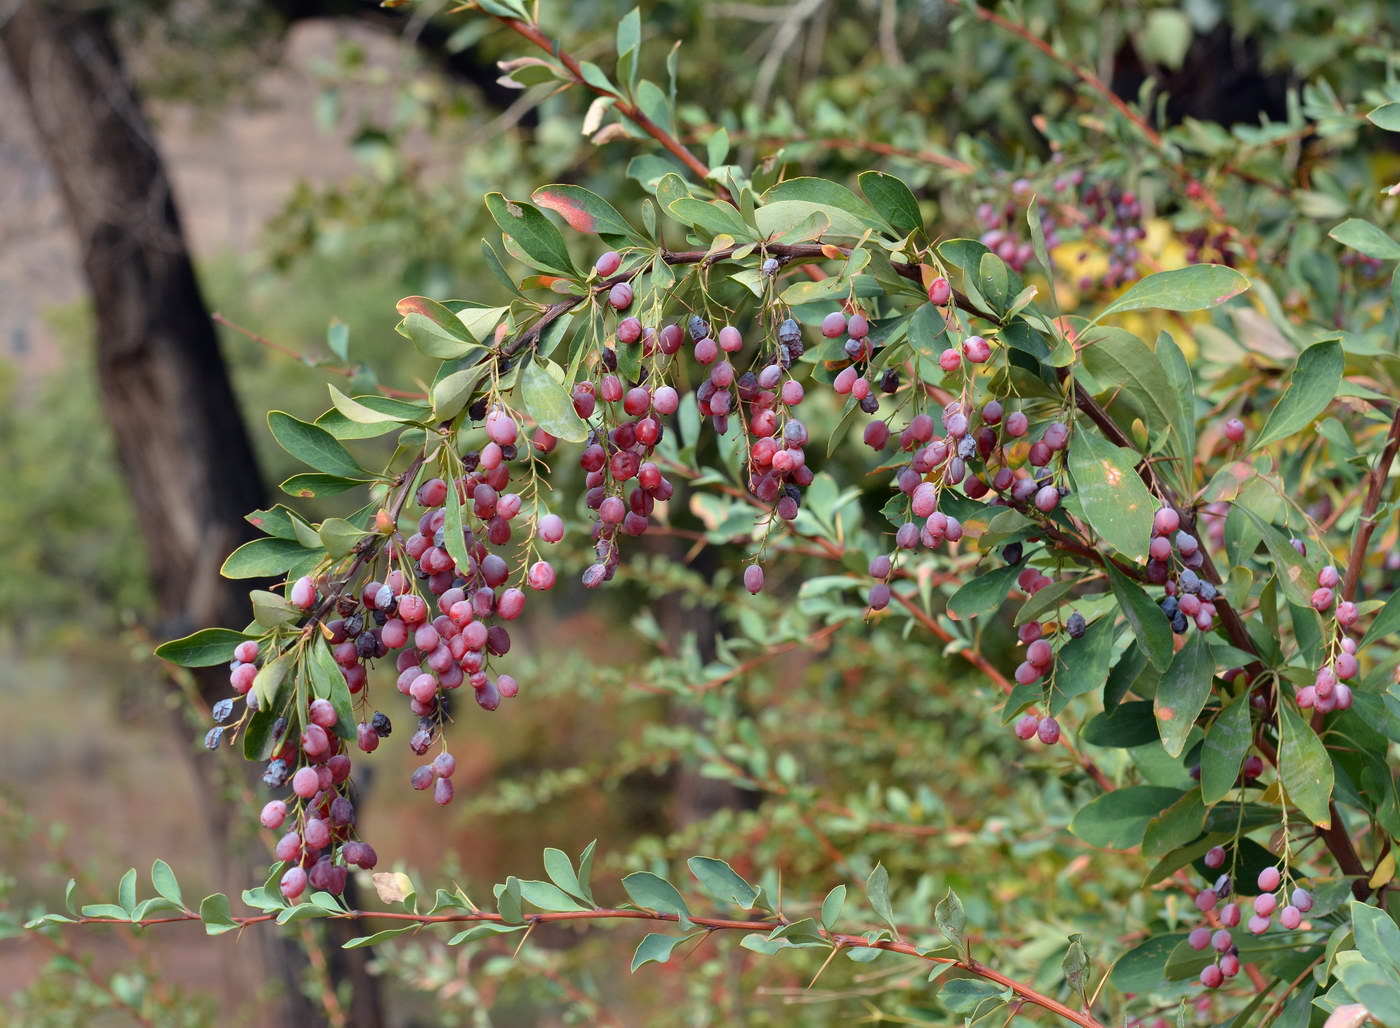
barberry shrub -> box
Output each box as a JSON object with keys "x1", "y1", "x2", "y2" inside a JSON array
[{"x1": 28, "y1": 3, "x2": 1400, "y2": 1025}]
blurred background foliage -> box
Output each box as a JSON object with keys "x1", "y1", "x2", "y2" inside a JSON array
[{"x1": 2, "y1": 0, "x2": 1398, "y2": 1024}]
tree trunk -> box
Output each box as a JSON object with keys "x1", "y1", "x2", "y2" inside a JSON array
[{"x1": 0, "y1": 5, "x2": 383, "y2": 1024}]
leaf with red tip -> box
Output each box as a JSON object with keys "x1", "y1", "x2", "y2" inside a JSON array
[{"x1": 532, "y1": 184, "x2": 637, "y2": 240}]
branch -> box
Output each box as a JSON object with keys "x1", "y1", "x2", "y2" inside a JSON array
[
  {"x1": 1341, "y1": 404, "x2": 1400, "y2": 602},
  {"x1": 60, "y1": 905, "x2": 1106, "y2": 1027},
  {"x1": 492, "y1": 15, "x2": 728, "y2": 200}
]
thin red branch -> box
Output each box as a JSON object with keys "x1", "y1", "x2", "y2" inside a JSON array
[
  {"x1": 65, "y1": 905, "x2": 1105, "y2": 1027},
  {"x1": 1341, "y1": 404, "x2": 1400, "y2": 602},
  {"x1": 494, "y1": 17, "x2": 728, "y2": 201}
]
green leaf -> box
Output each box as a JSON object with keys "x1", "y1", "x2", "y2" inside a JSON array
[
  {"x1": 1328, "y1": 219, "x2": 1400, "y2": 260},
  {"x1": 116, "y1": 869, "x2": 137, "y2": 914},
  {"x1": 220, "y1": 537, "x2": 323, "y2": 579},
  {"x1": 485, "y1": 194, "x2": 577, "y2": 277},
  {"x1": 151, "y1": 861, "x2": 182, "y2": 908},
  {"x1": 154, "y1": 628, "x2": 256, "y2": 668},
  {"x1": 1079, "y1": 330, "x2": 1178, "y2": 442},
  {"x1": 1278, "y1": 702, "x2": 1334, "y2": 828},
  {"x1": 631, "y1": 932, "x2": 690, "y2": 971},
  {"x1": 198, "y1": 894, "x2": 236, "y2": 935},
  {"x1": 306, "y1": 636, "x2": 354, "y2": 739},
  {"x1": 343, "y1": 926, "x2": 416, "y2": 949},
  {"x1": 1093, "y1": 264, "x2": 1250, "y2": 321},
  {"x1": 1062, "y1": 933, "x2": 1090, "y2": 992},
  {"x1": 946, "y1": 563, "x2": 1019, "y2": 620},
  {"x1": 431, "y1": 364, "x2": 488, "y2": 424},
  {"x1": 267, "y1": 411, "x2": 366, "y2": 479},
  {"x1": 241, "y1": 707, "x2": 281, "y2": 761},
  {"x1": 532, "y1": 184, "x2": 637, "y2": 240},
  {"x1": 1106, "y1": 562, "x2": 1174, "y2": 671},
  {"x1": 1369, "y1": 103, "x2": 1400, "y2": 131},
  {"x1": 858, "y1": 171, "x2": 922, "y2": 235},
  {"x1": 1013, "y1": 575, "x2": 1082, "y2": 625},
  {"x1": 327, "y1": 387, "x2": 418, "y2": 426},
  {"x1": 1156, "y1": 332, "x2": 1197, "y2": 494},
  {"x1": 1252, "y1": 339, "x2": 1345, "y2": 450},
  {"x1": 520, "y1": 359, "x2": 589, "y2": 442},
  {"x1": 1082, "y1": 700, "x2": 1161, "y2": 747},
  {"x1": 517, "y1": 879, "x2": 591, "y2": 912},
  {"x1": 1048, "y1": 613, "x2": 1116, "y2": 715},
  {"x1": 687, "y1": 857, "x2": 758, "y2": 908},
  {"x1": 621, "y1": 872, "x2": 690, "y2": 920},
  {"x1": 1200, "y1": 694, "x2": 1253, "y2": 804},
  {"x1": 1360, "y1": 592, "x2": 1400, "y2": 652},
  {"x1": 80, "y1": 903, "x2": 131, "y2": 921},
  {"x1": 1350, "y1": 898, "x2": 1400, "y2": 969},
  {"x1": 667, "y1": 197, "x2": 754, "y2": 240},
  {"x1": 937, "y1": 979, "x2": 1008, "y2": 1017},
  {"x1": 865, "y1": 863, "x2": 899, "y2": 938},
  {"x1": 935, "y1": 888, "x2": 965, "y2": 953},
  {"x1": 906, "y1": 302, "x2": 948, "y2": 360},
  {"x1": 1067, "y1": 430, "x2": 1157, "y2": 561},
  {"x1": 1110, "y1": 934, "x2": 1183, "y2": 993},
  {"x1": 446, "y1": 923, "x2": 527, "y2": 945},
  {"x1": 497, "y1": 877, "x2": 524, "y2": 924},
  {"x1": 1234, "y1": 505, "x2": 1317, "y2": 608},
  {"x1": 1069, "y1": 786, "x2": 1184, "y2": 849},
  {"x1": 1154, "y1": 633, "x2": 1215, "y2": 758},
  {"x1": 759, "y1": 178, "x2": 887, "y2": 233},
  {"x1": 1142, "y1": 787, "x2": 1206, "y2": 859},
  {"x1": 820, "y1": 885, "x2": 846, "y2": 929},
  {"x1": 319, "y1": 517, "x2": 368, "y2": 559},
  {"x1": 542, "y1": 848, "x2": 590, "y2": 905},
  {"x1": 281, "y1": 473, "x2": 364, "y2": 498},
  {"x1": 253, "y1": 651, "x2": 294, "y2": 710}
]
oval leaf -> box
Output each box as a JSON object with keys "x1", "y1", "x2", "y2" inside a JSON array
[{"x1": 1094, "y1": 264, "x2": 1250, "y2": 320}]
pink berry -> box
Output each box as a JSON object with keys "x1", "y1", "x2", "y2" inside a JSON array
[
  {"x1": 821, "y1": 311, "x2": 847, "y2": 337},
  {"x1": 1211, "y1": 929, "x2": 1233, "y2": 952},
  {"x1": 280, "y1": 866, "x2": 308, "y2": 900},
  {"x1": 1205, "y1": 846, "x2": 1226, "y2": 868},
  {"x1": 927, "y1": 277, "x2": 951, "y2": 305},
  {"x1": 1223, "y1": 418, "x2": 1246, "y2": 443},
  {"x1": 1248, "y1": 914, "x2": 1271, "y2": 935},
  {"x1": 718, "y1": 325, "x2": 743, "y2": 352},
  {"x1": 1291, "y1": 888, "x2": 1312, "y2": 912},
  {"x1": 1254, "y1": 893, "x2": 1277, "y2": 917},
  {"x1": 595, "y1": 251, "x2": 622, "y2": 276},
  {"x1": 1005, "y1": 411, "x2": 1028, "y2": 437},
  {"x1": 743, "y1": 565, "x2": 765, "y2": 595},
  {"x1": 1036, "y1": 717, "x2": 1060, "y2": 745},
  {"x1": 1257, "y1": 866, "x2": 1281, "y2": 892},
  {"x1": 938, "y1": 348, "x2": 962, "y2": 372},
  {"x1": 608, "y1": 282, "x2": 633, "y2": 309},
  {"x1": 485, "y1": 409, "x2": 518, "y2": 446},
  {"x1": 1310, "y1": 587, "x2": 1334, "y2": 612},
  {"x1": 260, "y1": 800, "x2": 287, "y2": 829},
  {"x1": 1200, "y1": 965, "x2": 1223, "y2": 989},
  {"x1": 234, "y1": 640, "x2": 260, "y2": 664},
  {"x1": 1187, "y1": 926, "x2": 1211, "y2": 950},
  {"x1": 1195, "y1": 889, "x2": 1218, "y2": 912},
  {"x1": 1220, "y1": 902, "x2": 1241, "y2": 927},
  {"x1": 1153, "y1": 507, "x2": 1180, "y2": 536},
  {"x1": 527, "y1": 561, "x2": 556, "y2": 591},
  {"x1": 1014, "y1": 715, "x2": 1039, "y2": 740},
  {"x1": 1279, "y1": 905, "x2": 1302, "y2": 930},
  {"x1": 290, "y1": 575, "x2": 317, "y2": 610}
]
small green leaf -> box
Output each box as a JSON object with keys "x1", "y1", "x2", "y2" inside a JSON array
[
  {"x1": 280, "y1": 473, "x2": 364, "y2": 498},
  {"x1": 820, "y1": 885, "x2": 846, "y2": 929},
  {"x1": 306, "y1": 636, "x2": 354, "y2": 739},
  {"x1": 1278, "y1": 702, "x2": 1334, "y2": 828},
  {"x1": 327, "y1": 387, "x2": 416, "y2": 426},
  {"x1": 520, "y1": 359, "x2": 589, "y2": 442},
  {"x1": 117, "y1": 869, "x2": 137, "y2": 914},
  {"x1": 667, "y1": 197, "x2": 754, "y2": 240},
  {"x1": 1154, "y1": 633, "x2": 1215, "y2": 758},
  {"x1": 865, "y1": 863, "x2": 899, "y2": 938},
  {"x1": 1329, "y1": 219, "x2": 1400, "y2": 260},
  {"x1": 946, "y1": 563, "x2": 1019, "y2": 620},
  {"x1": 1200, "y1": 694, "x2": 1252, "y2": 804},
  {"x1": 1106, "y1": 562, "x2": 1174, "y2": 670},
  {"x1": 1067, "y1": 431, "x2": 1157, "y2": 561},
  {"x1": 1070, "y1": 786, "x2": 1184, "y2": 849},
  {"x1": 447, "y1": 923, "x2": 527, "y2": 945},
  {"x1": 151, "y1": 861, "x2": 182, "y2": 908},
  {"x1": 253, "y1": 651, "x2": 294, "y2": 710},
  {"x1": 542, "y1": 848, "x2": 590, "y2": 905},
  {"x1": 497, "y1": 877, "x2": 524, "y2": 925},
  {"x1": 1252, "y1": 339, "x2": 1345, "y2": 450},
  {"x1": 622, "y1": 872, "x2": 690, "y2": 919},
  {"x1": 1368, "y1": 103, "x2": 1400, "y2": 131},
  {"x1": 858, "y1": 171, "x2": 922, "y2": 235},
  {"x1": 1093, "y1": 264, "x2": 1250, "y2": 321},
  {"x1": 631, "y1": 932, "x2": 690, "y2": 971},
  {"x1": 1234, "y1": 505, "x2": 1317, "y2": 608},
  {"x1": 154, "y1": 628, "x2": 256, "y2": 668},
  {"x1": 937, "y1": 978, "x2": 1008, "y2": 1016},
  {"x1": 343, "y1": 926, "x2": 416, "y2": 948},
  {"x1": 80, "y1": 903, "x2": 132, "y2": 920},
  {"x1": 935, "y1": 888, "x2": 965, "y2": 953},
  {"x1": 516, "y1": 879, "x2": 591, "y2": 912},
  {"x1": 687, "y1": 857, "x2": 758, "y2": 908},
  {"x1": 1360, "y1": 592, "x2": 1400, "y2": 652},
  {"x1": 267, "y1": 411, "x2": 366, "y2": 479},
  {"x1": 1062, "y1": 933, "x2": 1090, "y2": 992},
  {"x1": 1142, "y1": 788, "x2": 1206, "y2": 859},
  {"x1": 1048, "y1": 613, "x2": 1117, "y2": 716},
  {"x1": 318, "y1": 517, "x2": 368, "y2": 559},
  {"x1": 485, "y1": 194, "x2": 578, "y2": 277},
  {"x1": 220, "y1": 537, "x2": 323, "y2": 580},
  {"x1": 198, "y1": 896, "x2": 236, "y2": 935},
  {"x1": 760, "y1": 177, "x2": 887, "y2": 233}
]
